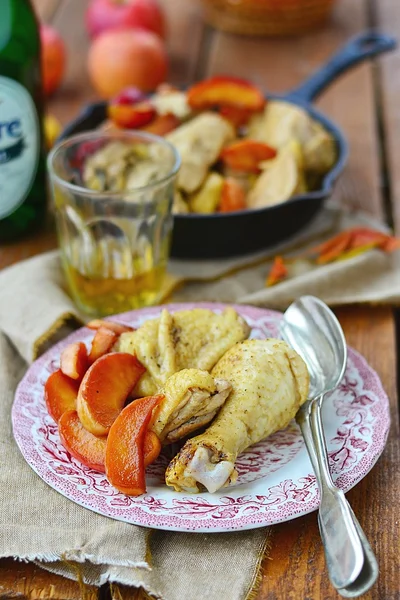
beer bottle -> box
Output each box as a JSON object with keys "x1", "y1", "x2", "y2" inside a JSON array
[{"x1": 0, "y1": 0, "x2": 47, "y2": 241}]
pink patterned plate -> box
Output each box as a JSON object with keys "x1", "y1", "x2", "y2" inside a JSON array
[{"x1": 12, "y1": 303, "x2": 390, "y2": 533}]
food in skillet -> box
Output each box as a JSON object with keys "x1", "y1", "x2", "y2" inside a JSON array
[
  {"x1": 165, "y1": 338, "x2": 309, "y2": 493},
  {"x1": 78, "y1": 76, "x2": 337, "y2": 213},
  {"x1": 43, "y1": 309, "x2": 308, "y2": 496}
]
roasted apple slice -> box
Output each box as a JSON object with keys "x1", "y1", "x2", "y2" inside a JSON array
[
  {"x1": 143, "y1": 430, "x2": 162, "y2": 466},
  {"x1": 218, "y1": 105, "x2": 253, "y2": 128},
  {"x1": 59, "y1": 410, "x2": 108, "y2": 472},
  {"x1": 59, "y1": 409, "x2": 162, "y2": 473},
  {"x1": 220, "y1": 140, "x2": 277, "y2": 173},
  {"x1": 44, "y1": 369, "x2": 79, "y2": 423},
  {"x1": 142, "y1": 112, "x2": 180, "y2": 136},
  {"x1": 108, "y1": 101, "x2": 156, "y2": 129},
  {"x1": 77, "y1": 352, "x2": 146, "y2": 436},
  {"x1": 266, "y1": 256, "x2": 288, "y2": 286},
  {"x1": 88, "y1": 326, "x2": 118, "y2": 364},
  {"x1": 187, "y1": 76, "x2": 265, "y2": 112},
  {"x1": 86, "y1": 319, "x2": 135, "y2": 334},
  {"x1": 60, "y1": 342, "x2": 89, "y2": 381},
  {"x1": 105, "y1": 395, "x2": 163, "y2": 496},
  {"x1": 219, "y1": 178, "x2": 246, "y2": 213}
]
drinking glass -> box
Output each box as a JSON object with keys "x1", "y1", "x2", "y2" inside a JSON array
[{"x1": 48, "y1": 130, "x2": 180, "y2": 317}]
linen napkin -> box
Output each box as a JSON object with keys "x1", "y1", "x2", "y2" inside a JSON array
[
  {"x1": 1, "y1": 203, "x2": 399, "y2": 599},
  {"x1": 168, "y1": 204, "x2": 400, "y2": 308}
]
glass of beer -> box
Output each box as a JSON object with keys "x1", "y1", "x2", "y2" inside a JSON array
[{"x1": 48, "y1": 130, "x2": 180, "y2": 317}]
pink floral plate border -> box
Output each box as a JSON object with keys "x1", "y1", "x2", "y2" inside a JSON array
[{"x1": 12, "y1": 303, "x2": 391, "y2": 533}]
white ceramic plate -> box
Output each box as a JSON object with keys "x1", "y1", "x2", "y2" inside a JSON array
[{"x1": 13, "y1": 303, "x2": 390, "y2": 533}]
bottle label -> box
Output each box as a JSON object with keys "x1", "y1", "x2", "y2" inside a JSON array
[{"x1": 0, "y1": 76, "x2": 40, "y2": 219}]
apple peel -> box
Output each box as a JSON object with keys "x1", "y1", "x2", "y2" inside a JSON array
[{"x1": 187, "y1": 76, "x2": 265, "y2": 112}]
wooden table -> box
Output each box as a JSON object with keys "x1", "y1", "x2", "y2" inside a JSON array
[{"x1": 1, "y1": 1, "x2": 399, "y2": 598}]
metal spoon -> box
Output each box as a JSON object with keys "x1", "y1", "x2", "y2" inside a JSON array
[{"x1": 280, "y1": 296, "x2": 378, "y2": 596}]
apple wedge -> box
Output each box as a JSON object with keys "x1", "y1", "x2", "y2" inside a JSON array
[
  {"x1": 59, "y1": 410, "x2": 162, "y2": 474},
  {"x1": 60, "y1": 342, "x2": 89, "y2": 381},
  {"x1": 44, "y1": 369, "x2": 79, "y2": 423},
  {"x1": 59, "y1": 410, "x2": 107, "y2": 472},
  {"x1": 88, "y1": 326, "x2": 118, "y2": 364},
  {"x1": 105, "y1": 395, "x2": 163, "y2": 496},
  {"x1": 77, "y1": 352, "x2": 146, "y2": 436},
  {"x1": 86, "y1": 319, "x2": 135, "y2": 334}
]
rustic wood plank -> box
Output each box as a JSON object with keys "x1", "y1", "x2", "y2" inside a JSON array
[
  {"x1": 206, "y1": 0, "x2": 383, "y2": 220},
  {"x1": 374, "y1": 0, "x2": 400, "y2": 233},
  {"x1": 159, "y1": 0, "x2": 204, "y2": 86},
  {"x1": 43, "y1": 0, "x2": 96, "y2": 126},
  {"x1": 0, "y1": 222, "x2": 56, "y2": 270},
  {"x1": 256, "y1": 306, "x2": 399, "y2": 600},
  {"x1": 32, "y1": 0, "x2": 61, "y2": 23},
  {"x1": 0, "y1": 558, "x2": 98, "y2": 600}
]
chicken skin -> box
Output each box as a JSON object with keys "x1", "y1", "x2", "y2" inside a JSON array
[
  {"x1": 116, "y1": 307, "x2": 250, "y2": 397},
  {"x1": 153, "y1": 369, "x2": 231, "y2": 444},
  {"x1": 165, "y1": 339, "x2": 309, "y2": 493}
]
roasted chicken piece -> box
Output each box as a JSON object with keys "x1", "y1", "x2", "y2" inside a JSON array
[
  {"x1": 116, "y1": 307, "x2": 250, "y2": 397},
  {"x1": 165, "y1": 339, "x2": 309, "y2": 493},
  {"x1": 166, "y1": 112, "x2": 235, "y2": 193},
  {"x1": 152, "y1": 368, "x2": 231, "y2": 444}
]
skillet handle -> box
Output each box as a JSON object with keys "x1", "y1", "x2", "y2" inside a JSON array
[
  {"x1": 286, "y1": 31, "x2": 396, "y2": 104},
  {"x1": 57, "y1": 101, "x2": 108, "y2": 142}
]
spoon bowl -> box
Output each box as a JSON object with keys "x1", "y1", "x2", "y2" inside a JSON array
[{"x1": 280, "y1": 295, "x2": 347, "y2": 398}]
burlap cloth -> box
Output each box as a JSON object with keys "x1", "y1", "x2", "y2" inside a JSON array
[{"x1": 0, "y1": 204, "x2": 399, "y2": 598}]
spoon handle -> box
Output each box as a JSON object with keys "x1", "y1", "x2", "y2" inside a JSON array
[{"x1": 310, "y1": 397, "x2": 369, "y2": 590}]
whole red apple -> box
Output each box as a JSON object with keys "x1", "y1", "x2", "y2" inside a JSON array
[
  {"x1": 88, "y1": 28, "x2": 168, "y2": 97},
  {"x1": 40, "y1": 24, "x2": 66, "y2": 96},
  {"x1": 86, "y1": 0, "x2": 166, "y2": 40}
]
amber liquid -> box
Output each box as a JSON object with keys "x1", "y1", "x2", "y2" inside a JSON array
[{"x1": 64, "y1": 260, "x2": 167, "y2": 317}]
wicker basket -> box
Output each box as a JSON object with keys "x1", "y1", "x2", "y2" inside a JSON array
[{"x1": 201, "y1": 0, "x2": 337, "y2": 37}]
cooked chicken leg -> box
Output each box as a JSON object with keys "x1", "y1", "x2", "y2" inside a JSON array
[
  {"x1": 165, "y1": 339, "x2": 309, "y2": 493},
  {"x1": 153, "y1": 368, "x2": 231, "y2": 444},
  {"x1": 116, "y1": 307, "x2": 250, "y2": 397}
]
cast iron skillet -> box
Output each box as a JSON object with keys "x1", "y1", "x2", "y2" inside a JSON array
[{"x1": 60, "y1": 31, "x2": 396, "y2": 259}]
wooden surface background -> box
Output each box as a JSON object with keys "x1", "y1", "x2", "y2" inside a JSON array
[{"x1": 0, "y1": 0, "x2": 399, "y2": 598}]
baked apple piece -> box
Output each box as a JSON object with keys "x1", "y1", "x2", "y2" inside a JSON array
[
  {"x1": 45, "y1": 369, "x2": 79, "y2": 423},
  {"x1": 88, "y1": 326, "x2": 118, "y2": 363},
  {"x1": 187, "y1": 76, "x2": 265, "y2": 112},
  {"x1": 218, "y1": 105, "x2": 253, "y2": 128},
  {"x1": 77, "y1": 352, "x2": 146, "y2": 436},
  {"x1": 59, "y1": 410, "x2": 162, "y2": 473},
  {"x1": 220, "y1": 140, "x2": 277, "y2": 173},
  {"x1": 87, "y1": 319, "x2": 135, "y2": 334},
  {"x1": 60, "y1": 342, "x2": 89, "y2": 381},
  {"x1": 59, "y1": 410, "x2": 108, "y2": 472},
  {"x1": 108, "y1": 100, "x2": 156, "y2": 129},
  {"x1": 105, "y1": 395, "x2": 163, "y2": 495},
  {"x1": 219, "y1": 178, "x2": 246, "y2": 213},
  {"x1": 141, "y1": 112, "x2": 180, "y2": 136}
]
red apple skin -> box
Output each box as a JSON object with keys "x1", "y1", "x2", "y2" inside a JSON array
[
  {"x1": 112, "y1": 86, "x2": 146, "y2": 106},
  {"x1": 87, "y1": 28, "x2": 168, "y2": 97},
  {"x1": 40, "y1": 24, "x2": 66, "y2": 96},
  {"x1": 85, "y1": 0, "x2": 166, "y2": 40}
]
